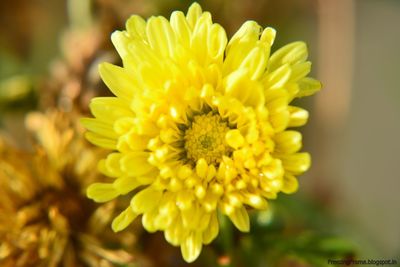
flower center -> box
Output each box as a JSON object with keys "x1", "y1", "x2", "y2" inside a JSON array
[{"x1": 184, "y1": 113, "x2": 230, "y2": 165}]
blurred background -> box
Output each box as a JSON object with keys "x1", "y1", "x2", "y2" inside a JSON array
[{"x1": 0, "y1": 0, "x2": 399, "y2": 266}]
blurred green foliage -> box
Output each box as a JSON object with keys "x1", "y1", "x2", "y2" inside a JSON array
[{"x1": 189, "y1": 195, "x2": 357, "y2": 267}]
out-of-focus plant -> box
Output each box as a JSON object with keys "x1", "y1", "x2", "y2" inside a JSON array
[{"x1": 0, "y1": 110, "x2": 150, "y2": 267}]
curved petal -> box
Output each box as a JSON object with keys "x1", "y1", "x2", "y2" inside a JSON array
[
  {"x1": 181, "y1": 231, "x2": 203, "y2": 263},
  {"x1": 131, "y1": 187, "x2": 163, "y2": 214},
  {"x1": 112, "y1": 207, "x2": 138, "y2": 232},
  {"x1": 227, "y1": 206, "x2": 250, "y2": 232},
  {"x1": 87, "y1": 183, "x2": 119, "y2": 203}
]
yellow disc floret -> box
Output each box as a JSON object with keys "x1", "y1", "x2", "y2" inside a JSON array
[{"x1": 184, "y1": 112, "x2": 231, "y2": 165}]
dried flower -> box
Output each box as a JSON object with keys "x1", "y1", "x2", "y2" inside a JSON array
[
  {"x1": 40, "y1": 27, "x2": 114, "y2": 113},
  {"x1": 82, "y1": 2, "x2": 321, "y2": 262},
  {"x1": 0, "y1": 110, "x2": 142, "y2": 267}
]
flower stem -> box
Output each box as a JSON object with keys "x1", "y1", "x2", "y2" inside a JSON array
[{"x1": 217, "y1": 214, "x2": 234, "y2": 267}]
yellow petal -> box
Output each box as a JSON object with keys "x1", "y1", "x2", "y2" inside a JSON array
[
  {"x1": 126, "y1": 15, "x2": 146, "y2": 39},
  {"x1": 224, "y1": 69, "x2": 264, "y2": 107},
  {"x1": 177, "y1": 165, "x2": 193, "y2": 179},
  {"x1": 206, "y1": 164, "x2": 217, "y2": 181},
  {"x1": 243, "y1": 194, "x2": 268, "y2": 210},
  {"x1": 288, "y1": 106, "x2": 309, "y2": 127},
  {"x1": 218, "y1": 158, "x2": 237, "y2": 182},
  {"x1": 133, "y1": 118, "x2": 159, "y2": 136},
  {"x1": 281, "y1": 152, "x2": 311, "y2": 175},
  {"x1": 202, "y1": 212, "x2": 219, "y2": 244},
  {"x1": 219, "y1": 201, "x2": 234, "y2": 215},
  {"x1": 265, "y1": 87, "x2": 289, "y2": 105},
  {"x1": 112, "y1": 207, "x2": 138, "y2": 232},
  {"x1": 113, "y1": 176, "x2": 140, "y2": 195},
  {"x1": 176, "y1": 190, "x2": 194, "y2": 211},
  {"x1": 228, "y1": 206, "x2": 250, "y2": 232},
  {"x1": 154, "y1": 194, "x2": 177, "y2": 230},
  {"x1": 110, "y1": 31, "x2": 135, "y2": 70},
  {"x1": 81, "y1": 118, "x2": 117, "y2": 139},
  {"x1": 262, "y1": 176, "x2": 283, "y2": 193},
  {"x1": 191, "y1": 12, "x2": 211, "y2": 65},
  {"x1": 270, "y1": 110, "x2": 290, "y2": 132},
  {"x1": 165, "y1": 218, "x2": 186, "y2": 246},
  {"x1": 296, "y1": 77, "x2": 322, "y2": 97},
  {"x1": 287, "y1": 83, "x2": 300, "y2": 101},
  {"x1": 136, "y1": 169, "x2": 158, "y2": 185},
  {"x1": 186, "y1": 2, "x2": 203, "y2": 29},
  {"x1": 195, "y1": 184, "x2": 206, "y2": 199},
  {"x1": 116, "y1": 135, "x2": 138, "y2": 153},
  {"x1": 159, "y1": 165, "x2": 173, "y2": 180},
  {"x1": 224, "y1": 41, "x2": 258, "y2": 77},
  {"x1": 168, "y1": 177, "x2": 183, "y2": 192},
  {"x1": 104, "y1": 152, "x2": 123, "y2": 176},
  {"x1": 260, "y1": 27, "x2": 276, "y2": 46},
  {"x1": 99, "y1": 62, "x2": 137, "y2": 102},
  {"x1": 117, "y1": 132, "x2": 150, "y2": 153},
  {"x1": 268, "y1": 41, "x2": 308, "y2": 71},
  {"x1": 170, "y1": 11, "x2": 191, "y2": 47},
  {"x1": 201, "y1": 191, "x2": 218, "y2": 212},
  {"x1": 266, "y1": 91, "x2": 289, "y2": 115},
  {"x1": 154, "y1": 212, "x2": 176, "y2": 230},
  {"x1": 281, "y1": 174, "x2": 299, "y2": 194},
  {"x1": 158, "y1": 193, "x2": 178, "y2": 216},
  {"x1": 142, "y1": 209, "x2": 158, "y2": 233},
  {"x1": 120, "y1": 152, "x2": 154, "y2": 176},
  {"x1": 207, "y1": 24, "x2": 227, "y2": 63},
  {"x1": 98, "y1": 159, "x2": 116, "y2": 177},
  {"x1": 226, "y1": 129, "x2": 245, "y2": 149},
  {"x1": 263, "y1": 64, "x2": 292, "y2": 90},
  {"x1": 129, "y1": 39, "x2": 162, "y2": 72},
  {"x1": 146, "y1": 16, "x2": 176, "y2": 58},
  {"x1": 131, "y1": 187, "x2": 163, "y2": 214},
  {"x1": 274, "y1": 131, "x2": 302, "y2": 154},
  {"x1": 89, "y1": 97, "x2": 133, "y2": 123},
  {"x1": 181, "y1": 231, "x2": 203, "y2": 263},
  {"x1": 113, "y1": 117, "x2": 135, "y2": 135},
  {"x1": 238, "y1": 45, "x2": 269, "y2": 80},
  {"x1": 226, "y1": 21, "x2": 261, "y2": 53},
  {"x1": 85, "y1": 132, "x2": 117, "y2": 150},
  {"x1": 181, "y1": 204, "x2": 202, "y2": 229},
  {"x1": 261, "y1": 159, "x2": 284, "y2": 180},
  {"x1": 198, "y1": 212, "x2": 211, "y2": 232},
  {"x1": 196, "y1": 158, "x2": 208, "y2": 178},
  {"x1": 290, "y1": 61, "x2": 311, "y2": 82},
  {"x1": 230, "y1": 195, "x2": 245, "y2": 210},
  {"x1": 87, "y1": 183, "x2": 119, "y2": 203}
]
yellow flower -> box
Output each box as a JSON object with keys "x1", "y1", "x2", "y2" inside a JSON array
[{"x1": 82, "y1": 2, "x2": 321, "y2": 262}]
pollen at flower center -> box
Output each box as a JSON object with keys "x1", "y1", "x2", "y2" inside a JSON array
[{"x1": 184, "y1": 113, "x2": 231, "y2": 165}]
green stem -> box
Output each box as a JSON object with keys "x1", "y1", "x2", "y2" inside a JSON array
[{"x1": 217, "y1": 214, "x2": 234, "y2": 267}]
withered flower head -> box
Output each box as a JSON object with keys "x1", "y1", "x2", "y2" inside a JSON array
[{"x1": 0, "y1": 110, "x2": 145, "y2": 267}]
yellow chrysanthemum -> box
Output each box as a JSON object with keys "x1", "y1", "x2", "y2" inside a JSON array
[{"x1": 82, "y1": 2, "x2": 321, "y2": 262}]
